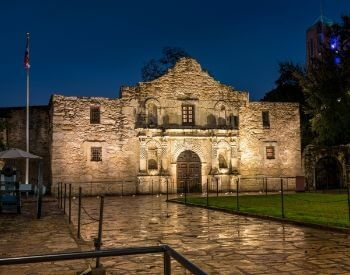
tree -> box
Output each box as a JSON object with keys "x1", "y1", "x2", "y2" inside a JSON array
[
  {"x1": 0, "y1": 119, "x2": 6, "y2": 151},
  {"x1": 262, "y1": 62, "x2": 305, "y2": 102},
  {"x1": 262, "y1": 62, "x2": 313, "y2": 148},
  {"x1": 141, "y1": 47, "x2": 191, "y2": 82},
  {"x1": 298, "y1": 16, "x2": 350, "y2": 146}
]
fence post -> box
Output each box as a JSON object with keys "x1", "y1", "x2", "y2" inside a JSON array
[
  {"x1": 166, "y1": 178, "x2": 169, "y2": 201},
  {"x1": 265, "y1": 177, "x2": 268, "y2": 195},
  {"x1": 281, "y1": 179, "x2": 285, "y2": 218},
  {"x1": 164, "y1": 251, "x2": 171, "y2": 275},
  {"x1": 57, "y1": 184, "x2": 60, "y2": 207},
  {"x1": 95, "y1": 196, "x2": 104, "y2": 268},
  {"x1": 206, "y1": 178, "x2": 209, "y2": 207},
  {"x1": 158, "y1": 178, "x2": 161, "y2": 196},
  {"x1": 64, "y1": 183, "x2": 67, "y2": 214},
  {"x1": 184, "y1": 177, "x2": 187, "y2": 204},
  {"x1": 60, "y1": 182, "x2": 63, "y2": 209},
  {"x1": 77, "y1": 187, "x2": 82, "y2": 239},
  {"x1": 347, "y1": 183, "x2": 350, "y2": 222},
  {"x1": 216, "y1": 178, "x2": 219, "y2": 197},
  {"x1": 236, "y1": 178, "x2": 239, "y2": 211},
  {"x1": 16, "y1": 182, "x2": 21, "y2": 214},
  {"x1": 68, "y1": 184, "x2": 72, "y2": 224},
  {"x1": 151, "y1": 180, "x2": 154, "y2": 196}
]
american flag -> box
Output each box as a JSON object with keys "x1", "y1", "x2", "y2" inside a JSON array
[{"x1": 24, "y1": 33, "x2": 30, "y2": 70}]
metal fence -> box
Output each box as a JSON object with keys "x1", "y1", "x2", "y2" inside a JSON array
[
  {"x1": 0, "y1": 245, "x2": 206, "y2": 275},
  {"x1": 177, "y1": 177, "x2": 350, "y2": 227},
  {"x1": 53, "y1": 180, "x2": 137, "y2": 197},
  {"x1": 56, "y1": 183, "x2": 103, "y2": 240}
]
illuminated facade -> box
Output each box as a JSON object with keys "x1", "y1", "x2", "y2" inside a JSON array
[{"x1": 1, "y1": 58, "x2": 302, "y2": 194}]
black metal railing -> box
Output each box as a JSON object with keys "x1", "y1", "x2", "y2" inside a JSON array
[
  {"x1": 55, "y1": 180, "x2": 136, "y2": 197},
  {"x1": 57, "y1": 184, "x2": 103, "y2": 241},
  {"x1": 0, "y1": 245, "x2": 206, "y2": 275}
]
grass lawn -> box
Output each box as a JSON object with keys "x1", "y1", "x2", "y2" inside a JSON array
[{"x1": 177, "y1": 193, "x2": 350, "y2": 228}]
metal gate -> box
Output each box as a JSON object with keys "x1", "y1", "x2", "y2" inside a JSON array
[{"x1": 176, "y1": 150, "x2": 201, "y2": 193}]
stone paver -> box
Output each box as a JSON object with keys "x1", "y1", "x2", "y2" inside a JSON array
[
  {"x1": 71, "y1": 195, "x2": 350, "y2": 274},
  {"x1": 0, "y1": 200, "x2": 89, "y2": 275}
]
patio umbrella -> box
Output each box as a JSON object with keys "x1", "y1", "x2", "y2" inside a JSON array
[
  {"x1": 0, "y1": 148, "x2": 43, "y2": 218},
  {"x1": 0, "y1": 148, "x2": 42, "y2": 159}
]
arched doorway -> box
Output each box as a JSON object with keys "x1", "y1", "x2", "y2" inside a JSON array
[
  {"x1": 315, "y1": 156, "x2": 343, "y2": 189},
  {"x1": 176, "y1": 150, "x2": 201, "y2": 193}
]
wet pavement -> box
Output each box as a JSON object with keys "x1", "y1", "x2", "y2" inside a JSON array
[
  {"x1": 70, "y1": 195, "x2": 350, "y2": 274},
  {"x1": 0, "y1": 200, "x2": 89, "y2": 275}
]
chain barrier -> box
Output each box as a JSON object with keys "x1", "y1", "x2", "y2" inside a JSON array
[{"x1": 72, "y1": 197, "x2": 100, "y2": 222}]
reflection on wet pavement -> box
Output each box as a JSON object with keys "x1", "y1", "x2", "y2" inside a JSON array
[{"x1": 71, "y1": 195, "x2": 350, "y2": 274}]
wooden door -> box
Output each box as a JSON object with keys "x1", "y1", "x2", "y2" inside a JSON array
[{"x1": 176, "y1": 150, "x2": 201, "y2": 193}]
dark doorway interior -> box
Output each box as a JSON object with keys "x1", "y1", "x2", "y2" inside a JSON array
[
  {"x1": 315, "y1": 156, "x2": 343, "y2": 190},
  {"x1": 176, "y1": 150, "x2": 201, "y2": 193}
]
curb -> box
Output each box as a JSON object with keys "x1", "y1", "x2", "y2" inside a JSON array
[{"x1": 167, "y1": 199, "x2": 350, "y2": 234}]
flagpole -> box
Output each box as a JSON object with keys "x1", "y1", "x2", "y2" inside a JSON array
[{"x1": 25, "y1": 32, "x2": 30, "y2": 185}]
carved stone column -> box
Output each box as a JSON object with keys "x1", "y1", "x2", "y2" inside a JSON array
[
  {"x1": 139, "y1": 138, "x2": 147, "y2": 172},
  {"x1": 230, "y1": 138, "x2": 238, "y2": 170},
  {"x1": 161, "y1": 140, "x2": 168, "y2": 173},
  {"x1": 211, "y1": 141, "x2": 218, "y2": 172}
]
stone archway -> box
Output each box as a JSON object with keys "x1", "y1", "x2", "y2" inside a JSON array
[
  {"x1": 315, "y1": 156, "x2": 343, "y2": 189},
  {"x1": 176, "y1": 150, "x2": 201, "y2": 193}
]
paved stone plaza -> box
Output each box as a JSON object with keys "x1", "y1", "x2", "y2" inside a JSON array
[
  {"x1": 3, "y1": 196, "x2": 350, "y2": 274},
  {"x1": 70, "y1": 195, "x2": 350, "y2": 274},
  {"x1": 0, "y1": 200, "x2": 89, "y2": 275}
]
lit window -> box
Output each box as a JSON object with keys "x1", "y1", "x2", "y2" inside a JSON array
[
  {"x1": 91, "y1": 147, "x2": 102, "y2": 161},
  {"x1": 90, "y1": 106, "x2": 100, "y2": 124},
  {"x1": 182, "y1": 105, "x2": 195, "y2": 125},
  {"x1": 266, "y1": 146, "x2": 275, "y2": 159},
  {"x1": 262, "y1": 111, "x2": 270, "y2": 128}
]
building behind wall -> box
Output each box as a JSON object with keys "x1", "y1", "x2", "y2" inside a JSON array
[
  {"x1": 306, "y1": 15, "x2": 333, "y2": 67},
  {"x1": 303, "y1": 16, "x2": 350, "y2": 189},
  {"x1": 0, "y1": 106, "x2": 51, "y2": 184},
  {"x1": 1, "y1": 58, "x2": 302, "y2": 194}
]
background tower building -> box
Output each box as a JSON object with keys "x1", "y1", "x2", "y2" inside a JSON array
[{"x1": 306, "y1": 15, "x2": 333, "y2": 66}]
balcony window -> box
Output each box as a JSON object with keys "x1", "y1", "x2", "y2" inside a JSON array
[{"x1": 182, "y1": 105, "x2": 195, "y2": 126}]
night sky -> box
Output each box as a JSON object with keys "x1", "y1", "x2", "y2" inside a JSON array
[{"x1": 1, "y1": 0, "x2": 350, "y2": 107}]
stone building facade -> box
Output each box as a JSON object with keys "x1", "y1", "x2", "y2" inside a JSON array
[
  {"x1": 0, "y1": 106, "x2": 51, "y2": 184},
  {"x1": 1, "y1": 58, "x2": 302, "y2": 194}
]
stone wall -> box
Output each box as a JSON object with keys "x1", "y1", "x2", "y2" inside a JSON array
[
  {"x1": 50, "y1": 95, "x2": 139, "y2": 194},
  {"x1": 0, "y1": 106, "x2": 51, "y2": 185},
  {"x1": 303, "y1": 144, "x2": 350, "y2": 190},
  {"x1": 1, "y1": 58, "x2": 303, "y2": 194},
  {"x1": 239, "y1": 102, "x2": 302, "y2": 178}
]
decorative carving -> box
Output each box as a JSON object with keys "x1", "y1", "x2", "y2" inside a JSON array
[
  {"x1": 172, "y1": 139, "x2": 205, "y2": 163},
  {"x1": 140, "y1": 146, "x2": 147, "y2": 159}
]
